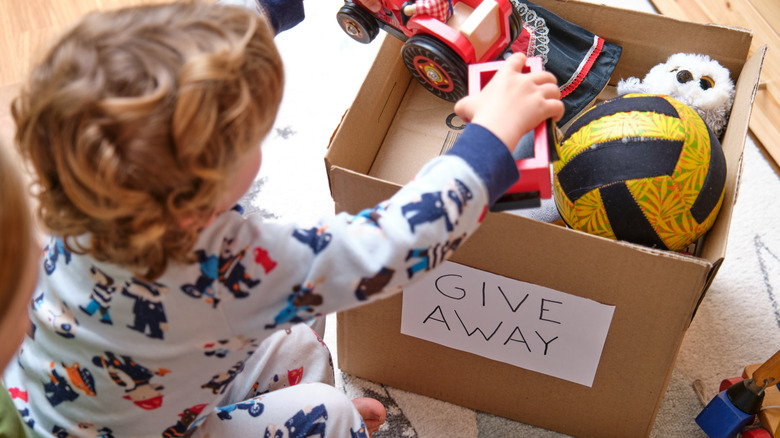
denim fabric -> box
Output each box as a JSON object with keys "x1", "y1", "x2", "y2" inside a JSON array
[{"x1": 511, "y1": 0, "x2": 622, "y2": 125}]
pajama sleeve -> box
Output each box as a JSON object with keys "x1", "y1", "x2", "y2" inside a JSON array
[
  {"x1": 257, "y1": 0, "x2": 305, "y2": 33},
  {"x1": 218, "y1": 0, "x2": 305, "y2": 34},
  {"x1": 202, "y1": 123, "x2": 519, "y2": 334}
]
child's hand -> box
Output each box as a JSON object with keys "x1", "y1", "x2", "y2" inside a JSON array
[
  {"x1": 454, "y1": 53, "x2": 564, "y2": 152},
  {"x1": 362, "y1": 0, "x2": 382, "y2": 13}
]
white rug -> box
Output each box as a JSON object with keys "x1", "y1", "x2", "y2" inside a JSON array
[{"x1": 245, "y1": 1, "x2": 780, "y2": 436}]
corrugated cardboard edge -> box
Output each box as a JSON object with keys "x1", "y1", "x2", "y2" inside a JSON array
[
  {"x1": 701, "y1": 44, "x2": 767, "y2": 262},
  {"x1": 690, "y1": 44, "x2": 767, "y2": 318},
  {"x1": 325, "y1": 37, "x2": 408, "y2": 193}
]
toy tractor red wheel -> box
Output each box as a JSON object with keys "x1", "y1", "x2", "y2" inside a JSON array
[
  {"x1": 337, "y1": 3, "x2": 379, "y2": 44},
  {"x1": 401, "y1": 35, "x2": 468, "y2": 102}
]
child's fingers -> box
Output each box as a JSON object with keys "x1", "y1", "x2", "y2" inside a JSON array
[
  {"x1": 546, "y1": 98, "x2": 566, "y2": 122},
  {"x1": 540, "y1": 81, "x2": 562, "y2": 101},
  {"x1": 531, "y1": 82, "x2": 565, "y2": 121},
  {"x1": 502, "y1": 53, "x2": 528, "y2": 72},
  {"x1": 453, "y1": 95, "x2": 475, "y2": 123},
  {"x1": 362, "y1": 0, "x2": 382, "y2": 13},
  {"x1": 535, "y1": 71, "x2": 559, "y2": 87}
]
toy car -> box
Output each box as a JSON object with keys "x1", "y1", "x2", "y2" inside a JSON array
[
  {"x1": 337, "y1": 0, "x2": 522, "y2": 102},
  {"x1": 468, "y1": 57, "x2": 559, "y2": 211}
]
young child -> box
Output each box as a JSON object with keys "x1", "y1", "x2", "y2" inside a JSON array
[
  {"x1": 3, "y1": 1, "x2": 563, "y2": 437},
  {"x1": 0, "y1": 143, "x2": 37, "y2": 438}
]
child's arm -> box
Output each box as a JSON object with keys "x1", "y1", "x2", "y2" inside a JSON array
[
  {"x1": 219, "y1": 0, "x2": 305, "y2": 34},
  {"x1": 212, "y1": 53, "x2": 563, "y2": 331},
  {"x1": 257, "y1": 0, "x2": 305, "y2": 33}
]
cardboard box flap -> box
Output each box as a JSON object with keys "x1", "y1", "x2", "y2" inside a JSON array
[
  {"x1": 325, "y1": 37, "x2": 408, "y2": 191},
  {"x1": 329, "y1": 166, "x2": 402, "y2": 215},
  {"x1": 699, "y1": 45, "x2": 767, "y2": 263},
  {"x1": 369, "y1": 83, "x2": 466, "y2": 183}
]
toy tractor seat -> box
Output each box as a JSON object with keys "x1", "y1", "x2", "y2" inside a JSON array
[{"x1": 456, "y1": 0, "x2": 502, "y2": 60}]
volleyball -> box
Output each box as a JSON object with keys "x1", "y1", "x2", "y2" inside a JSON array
[{"x1": 553, "y1": 93, "x2": 727, "y2": 251}]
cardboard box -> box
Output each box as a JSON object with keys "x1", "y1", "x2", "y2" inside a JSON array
[{"x1": 324, "y1": 1, "x2": 765, "y2": 436}]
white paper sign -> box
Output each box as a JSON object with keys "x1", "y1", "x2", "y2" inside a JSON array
[{"x1": 401, "y1": 261, "x2": 615, "y2": 387}]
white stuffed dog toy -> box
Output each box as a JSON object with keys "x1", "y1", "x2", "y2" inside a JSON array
[{"x1": 617, "y1": 53, "x2": 735, "y2": 136}]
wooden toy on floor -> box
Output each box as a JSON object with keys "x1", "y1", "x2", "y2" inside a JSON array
[{"x1": 696, "y1": 348, "x2": 780, "y2": 438}]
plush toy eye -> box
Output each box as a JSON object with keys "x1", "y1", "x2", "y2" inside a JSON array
[{"x1": 700, "y1": 76, "x2": 715, "y2": 90}]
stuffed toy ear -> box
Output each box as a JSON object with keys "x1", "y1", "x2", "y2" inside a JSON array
[
  {"x1": 616, "y1": 76, "x2": 645, "y2": 95},
  {"x1": 699, "y1": 94, "x2": 732, "y2": 137}
]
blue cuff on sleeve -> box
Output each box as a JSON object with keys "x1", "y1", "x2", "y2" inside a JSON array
[
  {"x1": 261, "y1": 0, "x2": 305, "y2": 33},
  {"x1": 446, "y1": 123, "x2": 520, "y2": 205}
]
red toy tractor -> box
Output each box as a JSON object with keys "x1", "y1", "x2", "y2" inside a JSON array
[{"x1": 337, "y1": 0, "x2": 522, "y2": 102}]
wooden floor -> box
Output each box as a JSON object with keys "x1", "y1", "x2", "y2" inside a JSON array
[
  {"x1": 0, "y1": 0, "x2": 171, "y2": 160},
  {"x1": 0, "y1": 0, "x2": 177, "y2": 87},
  {"x1": 650, "y1": 0, "x2": 780, "y2": 173}
]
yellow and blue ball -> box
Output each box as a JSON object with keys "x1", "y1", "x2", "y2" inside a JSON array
[{"x1": 553, "y1": 93, "x2": 727, "y2": 251}]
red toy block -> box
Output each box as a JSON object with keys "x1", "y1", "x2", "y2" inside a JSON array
[
  {"x1": 742, "y1": 428, "x2": 772, "y2": 438},
  {"x1": 468, "y1": 57, "x2": 558, "y2": 211},
  {"x1": 721, "y1": 377, "x2": 746, "y2": 393}
]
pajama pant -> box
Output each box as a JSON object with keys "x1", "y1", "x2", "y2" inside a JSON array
[{"x1": 192, "y1": 323, "x2": 369, "y2": 437}]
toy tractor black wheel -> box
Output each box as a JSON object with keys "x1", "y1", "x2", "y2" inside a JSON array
[
  {"x1": 337, "y1": 3, "x2": 379, "y2": 44},
  {"x1": 508, "y1": 7, "x2": 523, "y2": 47},
  {"x1": 401, "y1": 34, "x2": 468, "y2": 102}
]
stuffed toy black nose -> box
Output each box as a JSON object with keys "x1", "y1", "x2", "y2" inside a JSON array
[{"x1": 676, "y1": 69, "x2": 694, "y2": 83}]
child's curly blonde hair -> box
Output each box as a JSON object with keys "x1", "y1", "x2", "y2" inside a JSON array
[{"x1": 14, "y1": 2, "x2": 284, "y2": 280}]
